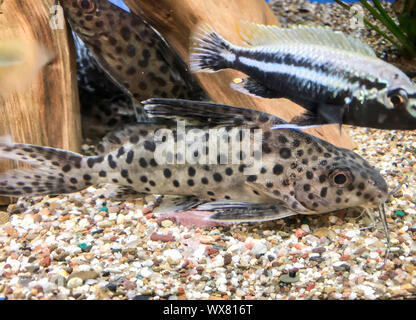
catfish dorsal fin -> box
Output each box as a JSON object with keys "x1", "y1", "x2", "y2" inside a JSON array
[
  {"x1": 143, "y1": 98, "x2": 286, "y2": 127},
  {"x1": 238, "y1": 21, "x2": 376, "y2": 57}
]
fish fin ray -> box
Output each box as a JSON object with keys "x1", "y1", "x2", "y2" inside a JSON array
[
  {"x1": 0, "y1": 142, "x2": 94, "y2": 197},
  {"x1": 238, "y1": 21, "x2": 376, "y2": 57},
  {"x1": 230, "y1": 77, "x2": 283, "y2": 98},
  {"x1": 190, "y1": 24, "x2": 235, "y2": 73},
  {"x1": 100, "y1": 184, "x2": 147, "y2": 201},
  {"x1": 195, "y1": 201, "x2": 297, "y2": 223},
  {"x1": 317, "y1": 104, "x2": 345, "y2": 125},
  {"x1": 143, "y1": 98, "x2": 286, "y2": 127},
  {"x1": 153, "y1": 195, "x2": 206, "y2": 214}
]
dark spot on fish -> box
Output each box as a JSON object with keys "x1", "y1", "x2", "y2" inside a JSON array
[
  {"x1": 278, "y1": 135, "x2": 288, "y2": 144},
  {"x1": 120, "y1": 26, "x2": 131, "y2": 41},
  {"x1": 144, "y1": 141, "x2": 156, "y2": 152},
  {"x1": 280, "y1": 148, "x2": 291, "y2": 159},
  {"x1": 139, "y1": 158, "x2": 148, "y2": 168},
  {"x1": 108, "y1": 155, "x2": 117, "y2": 169},
  {"x1": 273, "y1": 164, "x2": 283, "y2": 175},
  {"x1": 138, "y1": 60, "x2": 148, "y2": 68},
  {"x1": 116, "y1": 147, "x2": 125, "y2": 158},
  {"x1": 138, "y1": 81, "x2": 147, "y2": 91},
  {"x1": 188, "y1": 167, "x2": 196, "y2": 177},
  {"x1": 213, "y1": 173, "x2": 222, "y2": 182},
  {"x1": 149, "y1": 158, "x2": 158, "y2": 167},
  {"x1": 126, "y1": 67, "x2": 136, "y2": 75},
  {"x1": 126, "y1": 150, "x2": 134, "y2": 164},
  {"x1": 23, "y1": 187, "x2": 33, "y2": 193},
  {"x1": 262, "y1": 143, "x2": 272, "y2": 154},
  {"x1": 121, "y1": 169, "x2": 129, "y2": 178},
  {"x1": 163, "y1": 168, "x2": 172, "y2": 178},
  {"x1": 109, "y1": 37, "x2": 117, "y2": 46},
  {"x1": 126, "y1": 44, "x2": 136, "y2": 57}
]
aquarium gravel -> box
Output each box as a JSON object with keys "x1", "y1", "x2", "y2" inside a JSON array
[{"x1": 0, "y1": 0, "x2": 415, "y2": 300}]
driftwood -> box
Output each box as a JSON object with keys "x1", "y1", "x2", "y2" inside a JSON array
[
  {"x1": 125, "y1": 0, "x2": 355, "y2": 149},
  {"x1": 0, "y1": 0, "x2": 81, "y2": 204}
]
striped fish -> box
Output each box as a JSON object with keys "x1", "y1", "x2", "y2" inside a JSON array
[{"x1": 190, "y1": 22, "x2": 416, "y2": 130}]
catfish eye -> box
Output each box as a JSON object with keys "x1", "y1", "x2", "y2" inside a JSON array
[
  {"x1": 77, "y1": 0, "x2": 96, "y2": 12},
  {"x1": 329, "y1": 169, "x2": 352, "y2": 187},
  {"x1": 388, "y1": 89, "x2": 408, "y2": 109}
]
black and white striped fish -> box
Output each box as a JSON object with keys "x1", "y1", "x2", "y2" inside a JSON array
[{"x1": 190, "y1": 22, "x2": 416, "y2": 130}]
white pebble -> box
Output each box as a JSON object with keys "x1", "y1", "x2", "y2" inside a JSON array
[
  {"x1": 301, "y1": 224, "x2": 310, "y2": 233},
  {"x1": 163, "y1": 249, "x2": 182, "y2": 264},
  {"x1": 97, "y1": 220, "x2": 113, "y2": 228},
  {"x1": 140, "y1": 267, "x2": 152, "y2": 278},
  {"x1": 212, "y1": 255, "x2": 224, "y2": 267},
  {"x1": 250, "y1": 241, "x2": 268, "y2": 255},
  {"x1": 161, "y1": 220, "x2": 173, "y2": 228},
  {"x1": 93, "y1": 215, "x2": 103, "y2": 222},
  {"x1": 329, "y1": 216, "x2": 338, "y2": 224},
  {"x1": 67, "y1": 277, "x2": 83, "y2": 289}
]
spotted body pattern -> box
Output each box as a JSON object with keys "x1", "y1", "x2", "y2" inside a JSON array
[
  {"x1": 60, "y1": 0, "x2": 206, "y2": 107},
  {"x1": 73, "y1": 33, "x2": 137, "y2": 138},
  {"x1": 0, "y1": 99, "x2": 388, "y2": 224},
  {"x1": 190, "y1": 23, "x2": 416, "y2": 130}
]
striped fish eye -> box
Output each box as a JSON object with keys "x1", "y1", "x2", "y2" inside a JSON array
[
  {"x1": 388, "y1": 89, "x2": 408, "y2": 109},
  {"x1": 329, "y1": 169, "x2": 352, "y2": 187},
  {"x1": 77, "y1": 0, "x2": 96, "y2": 12}
]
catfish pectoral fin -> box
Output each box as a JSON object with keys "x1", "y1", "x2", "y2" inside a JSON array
[{"x1": 194, "y1": 201, "x2": 297, "y2": 223}]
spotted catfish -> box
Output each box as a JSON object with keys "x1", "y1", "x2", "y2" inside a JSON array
[
  {"x1": 60, "y1": 0, "x2": 206, "y2": 115},
  {"x1": 0, "y1": 98, "x2": 388, "y2": 225},
  {"x1": 190, "y1": 22, "x2": 416, "y2": 130},
  {"x1": 72, "y1": 33, "x2": 136, "y2": 138}
]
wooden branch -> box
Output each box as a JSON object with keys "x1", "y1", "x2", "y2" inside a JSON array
[
  {"x1": 125, "y1": 0, "x2": 355, "y2": 149},
  {"x1": 0, "y1": 0, "x2": 82, "y2": 204}
]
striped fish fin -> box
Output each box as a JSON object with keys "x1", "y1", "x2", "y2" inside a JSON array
[{"x1": 238, "y1": 21, "x2": 376, "y2": 57}]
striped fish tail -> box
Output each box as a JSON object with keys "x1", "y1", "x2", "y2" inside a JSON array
[{"x1": 190, "y1": 24, "x2": 236, "y2": 73}]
